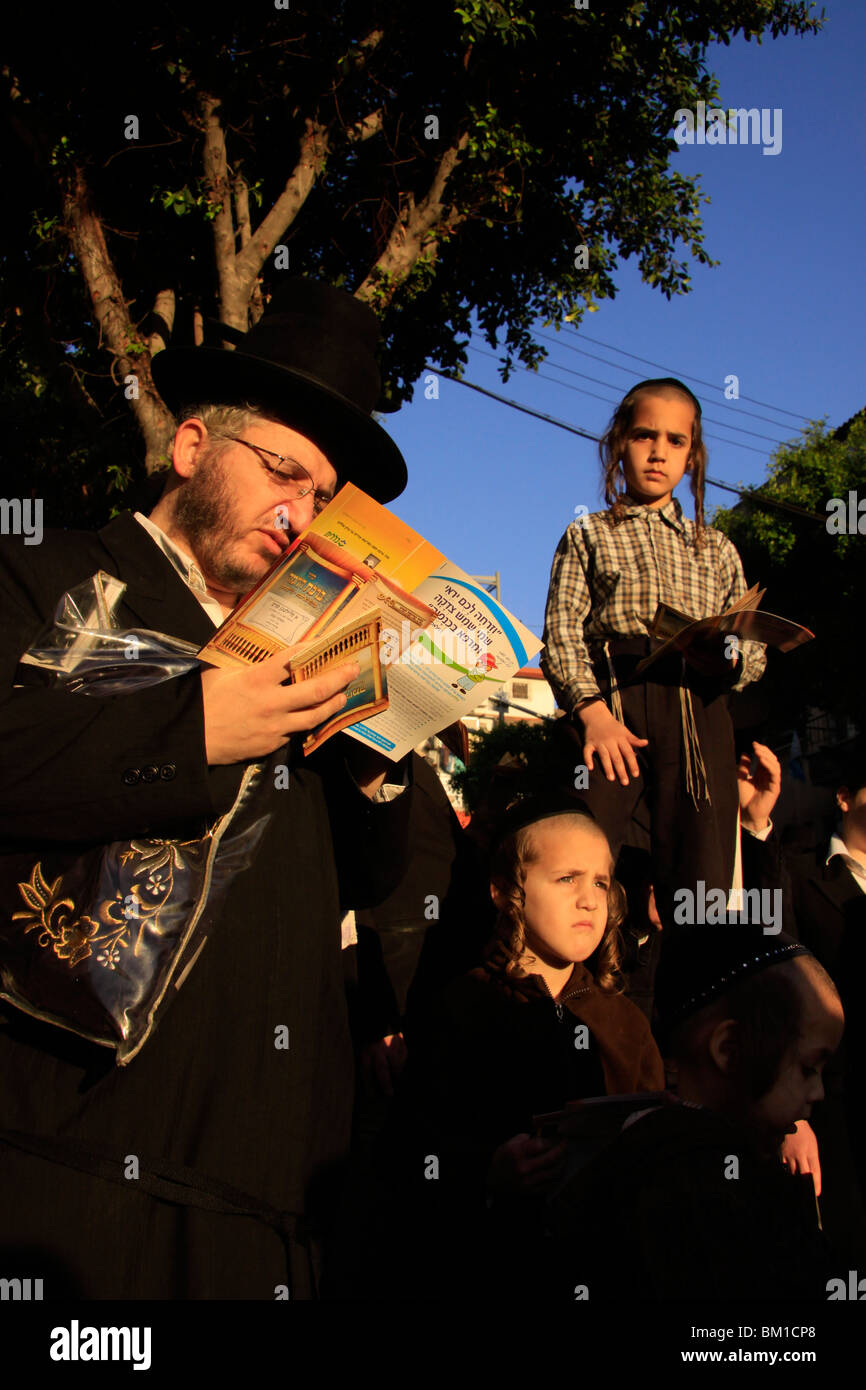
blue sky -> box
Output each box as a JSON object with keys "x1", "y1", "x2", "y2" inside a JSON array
[{"x1": 380, "y1": 0, "x2": 865, "y2": 643}]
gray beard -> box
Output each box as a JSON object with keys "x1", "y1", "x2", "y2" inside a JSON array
[{"x1": 171, "y1": 453, "x2": 263, "y2": 595}]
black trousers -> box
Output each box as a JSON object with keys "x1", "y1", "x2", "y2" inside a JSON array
[{"x1": 565, "y1": 641, "x2": 739, "y2": 926}]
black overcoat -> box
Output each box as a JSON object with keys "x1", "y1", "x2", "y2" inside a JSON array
[
  {"x1": 742, "y1": 827, "x2": 866, "y2": 1264},
  {"x1": 0, "y1": 511, "x2": 412, "y2": 1298},
  {"x1": 549, "y1": 1103, "x2": 831, "y2": 1301}
]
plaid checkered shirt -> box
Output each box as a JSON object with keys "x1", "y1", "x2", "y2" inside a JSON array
[{"x1": 541, "y1": 497, "x2": 767, "y2": 714}]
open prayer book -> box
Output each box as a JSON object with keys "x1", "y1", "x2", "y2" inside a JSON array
[
  {"x1": 533, "y1": 1093, "x2": 674, "y2": 1192},
  {"x1": 199, "y1": 483, "x2": 541, "y2": 757},
  {"x1": 635, "y1": 584, "x2": 814, "y2": 674}
]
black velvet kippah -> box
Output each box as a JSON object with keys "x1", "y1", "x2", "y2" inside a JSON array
[
  {"x1": 654, "y1": 926, "x2": 811, "y2": 1036},
  {"x1": 488, "y1": 791, "x2": 598, "y2": 860}
]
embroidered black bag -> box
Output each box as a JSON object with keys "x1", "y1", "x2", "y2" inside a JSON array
[
  {"x1": 0, "y1": 571, "x2": 281, "y2": 1063},
  {"x1": 0, "y1": 756, "x2": 280, "y2": 1064}
]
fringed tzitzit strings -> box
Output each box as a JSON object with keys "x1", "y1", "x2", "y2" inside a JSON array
[
  {"x1": 604, "y1": 643, "x2": 708, "y2": 808},
  {"x1": 603, "y1": 641, "x2": 624, "y2": 724},
  {"x1": 679, "y1": 679, "x2": 710, "y2": 808}
]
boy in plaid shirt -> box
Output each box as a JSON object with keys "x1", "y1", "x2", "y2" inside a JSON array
[{"x1": 542, "y1": 378, "x2": 766, "y2": 920}]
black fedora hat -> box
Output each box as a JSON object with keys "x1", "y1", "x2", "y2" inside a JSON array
[{"x1": 151, "y1": 279, "x2": 407, "y2": 503}]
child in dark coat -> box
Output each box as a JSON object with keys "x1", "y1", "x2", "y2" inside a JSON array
[
  {"x1": 549, "y1": 927, "x2": 844, "y2": 1301},
  {"x1": 372, "y1": 798, "x2": 663, "y2": 1297}
]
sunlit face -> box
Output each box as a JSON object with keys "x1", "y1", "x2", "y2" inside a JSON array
[
  {"x1": 620, "y1": 393, "x2": 695, "y2": 509},
  {"x1": 747, "y1": 964, "x2": 844, "y2": 1154},
  {"x1": 172, "y1": 419, "x2": 338, "y2": 596},
  {"x1": 517, "y1": 818, "x2": 613, "y2": 971}
]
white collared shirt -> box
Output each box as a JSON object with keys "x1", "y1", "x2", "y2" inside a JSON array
[
  {"x1": 134, "y1": 512, "x2": 226, "y2": 628},
  {"x1": 827, "y1": 832, "x2": 866, "y2": 895}
]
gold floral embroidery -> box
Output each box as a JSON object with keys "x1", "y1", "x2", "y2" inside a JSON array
[{"x1": 13, "y1": 839, "x2": 198, "y2": 970}]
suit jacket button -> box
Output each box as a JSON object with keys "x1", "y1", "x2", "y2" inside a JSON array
[
  {"x1": 141, "y1": 765, "x2": 159, "y2": 783},
  {"x1": 122, "y1": 768, "x2": 141, "y2": 786},
  {"x1": 160, "y1": 764, "x2": 177, "y2": 781}
]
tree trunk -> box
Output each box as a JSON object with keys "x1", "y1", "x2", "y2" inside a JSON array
[
  {"x1": 200, "y1": 93, "x2": 248, "y2": 335},
  {"x1": 63, "y1": 168, "x2": 175, "y2": 472},
  {"x1": 147, "y1": 289, "x2": 176, "y2": 356}
]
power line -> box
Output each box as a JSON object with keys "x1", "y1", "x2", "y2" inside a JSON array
[
  {"x1": 429, "y1": 367, "x2": 826, "y2": 523},
  {"x1": 568, "y1": 329, "x2": 810, "y2": 423},
  {"x1": 466, "y1": 344, "x2": 776, "y2": 457},
  {"x1": 704, "y1": 476, "x2": 825, "y2": 522},
  {"x1": 469, "y1": 341, "x2": 790, "y2": 448},
  {"x1": 430, "y1": 370, "x2": 600, "y2": 442},
  {"x1": 532, "y1": 329, "x2": 807, "y2": 433}
]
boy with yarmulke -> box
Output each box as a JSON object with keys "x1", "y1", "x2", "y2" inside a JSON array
[{"x1": 549, "y1": 927, "x2": 844, "y2": 1300}]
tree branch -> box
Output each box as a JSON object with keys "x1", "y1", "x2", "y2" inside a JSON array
[
  {"x1": 350, "y1": 28, "x2": 384, "y2": 69},
  {"x1": 356, "y1": 133, "x2": 470, "y2": 308},
  {"x1": 233, "y1": 171, "x2": 251, "y2": 248},
  {"x1": 62, "y1": 167, "x2": 175, "y2": 471},
  {"x1": 346, "y1": 108, "x2": 384, "y2": 144},
  {"x1": 147, "y1": 288, "x2": 176, "y2": 356},
  {"x1": 200, "y1": 93, "x2": 242, "y2": 328},
  {"x1": 233, "y1": 117, "x2": 329, "y2": 285}
]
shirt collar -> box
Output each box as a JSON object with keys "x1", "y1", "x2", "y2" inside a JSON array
[
  {"x1": 133, "y1": 512, "x2": 228, "y2": 629},
  {"x1": 620, "y1": 494, "x2": 686, "y2": 535},
  {"x1": 827, "y1": 831, "x2": 866, "y2": 878},
  {"x1": 134, "y1": 512, "x2": 210, "y2": 598}
]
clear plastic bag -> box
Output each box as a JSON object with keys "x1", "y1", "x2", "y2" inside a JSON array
[
  {"x1": 18, "y1": 569, "x2": 201, "y2": 695},
  {"x1": 3, "y1": 570, "x2": 282, "y2": 1062}
]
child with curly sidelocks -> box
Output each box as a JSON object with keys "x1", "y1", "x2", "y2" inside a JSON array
[
  {"x1": 549, "y1": 927, "x2": 844, "y2": 1300},
  {"x1": 383, "y1": 797, "x2": 663, "y2": 1296},
  {"x1": 542, "y1": 378, "x2": 767, "y2": 920}
]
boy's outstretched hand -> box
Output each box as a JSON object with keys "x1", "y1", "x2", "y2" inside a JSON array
[
  {"x1": 780, "y1": 1119, "x2": 822, "y2": 1196},
  {"x1": 738, "y1": 740, "x2": 782, "y2": 833},
  {"x1": 576, "y1": 698, "x2": 648, "y2": 786}
]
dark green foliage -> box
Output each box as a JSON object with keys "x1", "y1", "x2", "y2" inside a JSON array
[
  {"x1": 713, "y1": 415, "x2": 865, "y2": 734},
  {"x1": 1, "y1": 1, "x2": 824, "y2": 515},
  {"x1": 450, "y1": 717, "x2": 571, "y2": 814}
]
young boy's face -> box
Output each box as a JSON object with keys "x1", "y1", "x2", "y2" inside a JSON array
[
  {"x1": 838, "y1": 780, "x2": 866, "y2": 855},
  {"x1": 747, "y1": 965, "x2": 844, "y2": 1153},
  {"x1": 518, "y1": 819, "x2": 611, "y2": 969},
  {"x1": 620, "y1": 393, "x2": 695, "y2": 509}
]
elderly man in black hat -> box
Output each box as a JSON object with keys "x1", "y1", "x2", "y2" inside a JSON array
[{"x1": 0, "y1": 280, "x2": 412, "y2": 1299}]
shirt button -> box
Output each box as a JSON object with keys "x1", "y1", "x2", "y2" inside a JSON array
[
  {"x1": 160, "y1": 764, "x2": 177, "y2": 781},
  {"x1": 141, "y1": 765, "x2": 159, "y2": 783},
  {"x1": 122, "y1": 768, "x2": 141, "y2": 786}
]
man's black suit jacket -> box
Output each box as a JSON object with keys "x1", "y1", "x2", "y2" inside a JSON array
[{"x1": 0, "y1": 510, "x2": 411, "y2": 1298}]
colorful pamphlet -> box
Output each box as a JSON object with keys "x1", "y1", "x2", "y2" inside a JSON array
[{"x1": 199, "y1": 483, "x2": 541, "y2": 757}]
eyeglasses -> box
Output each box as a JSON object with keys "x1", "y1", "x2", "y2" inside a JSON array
[{"x1": 215, "y1": 433, "x2": 334, "y2": 516}]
